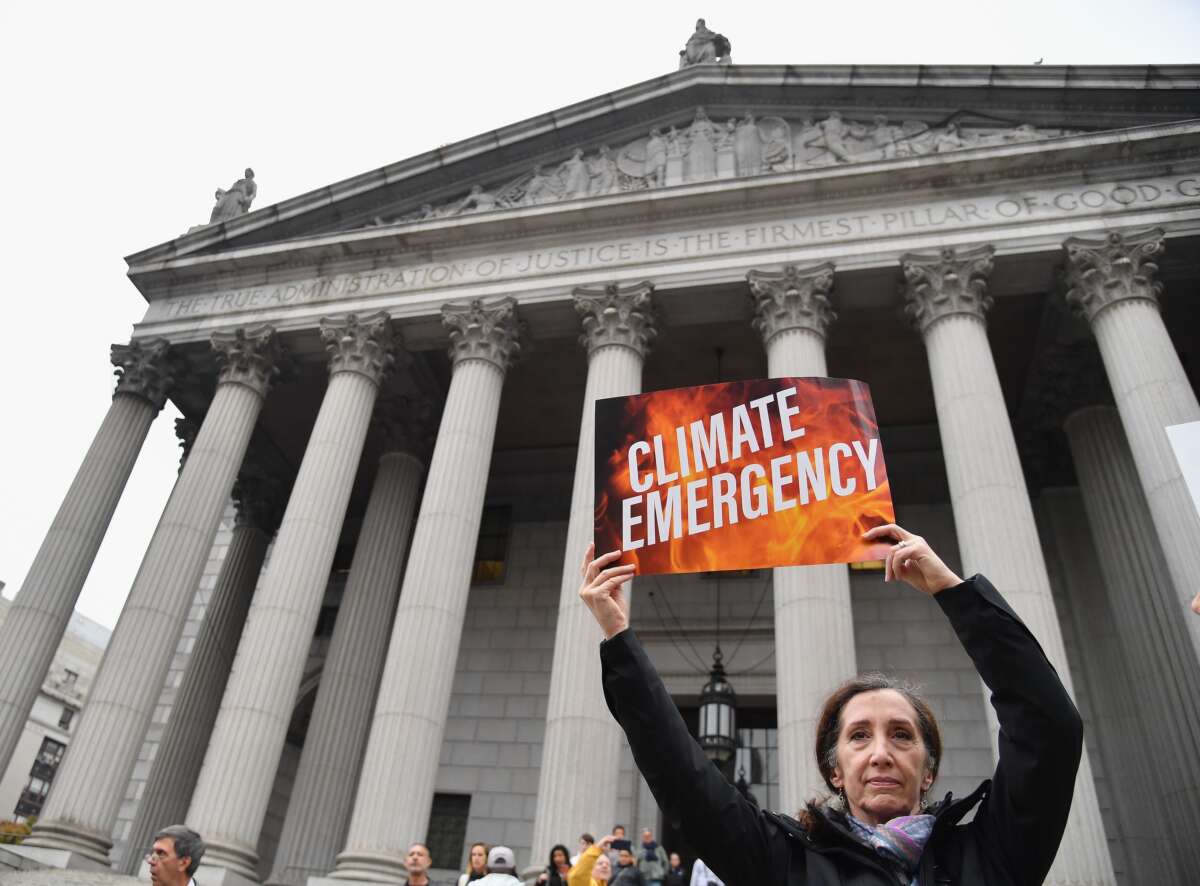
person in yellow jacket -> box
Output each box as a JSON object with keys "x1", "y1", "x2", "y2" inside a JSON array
[{"x1": 569, "y1": 835, "x2": 616, "y2": 886}]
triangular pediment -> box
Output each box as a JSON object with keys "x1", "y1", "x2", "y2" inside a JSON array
[{"x1": 127, "y1": 64, "x2": 1200, "y2": 271}]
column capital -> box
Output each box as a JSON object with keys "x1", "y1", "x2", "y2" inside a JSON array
[
  {"x1": 320, "y1": 311, "x2": 398, "y2": 385},
  {"x1": 211, "y1": 325, "x2": 283, "y2": 398},
  {"x1": 232, "y1": 460, "x2": 289, "y2": 535},
  {"x1": 573, "y1": 281, "x2": 657, "y2": 359},
  {"x1": 1063, "y1": 227, "x2": 1165, "y2": 323},
  {"x1": 747, "y1": 263, "x2": 836, "y2": 346},
  {"x1": 174, "y1": 415, "x2": 201, "y2": 469},
  {"x1": 373, "y1": 395, "x2": 438, "y2": 461},
  {"x1": 111, "y1": 339, "x2": 174, "y2": 410},
  {"x1": 442, "y1": 297, "x2": 523, "y2": 372},
  {"x1": 901, "y1": 245, "x2": 995, "y2": 334}
]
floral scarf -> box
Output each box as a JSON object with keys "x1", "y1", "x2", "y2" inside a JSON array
[{"x1": 845, "y1": 813, "x2": 935, "y2": 886}]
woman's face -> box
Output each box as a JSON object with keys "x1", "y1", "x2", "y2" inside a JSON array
[
  {"x1": 669, "y1": 853, "x2": 682, "y2": 869},
  {"x1": 470, "y1": 845, "x2": 487, "y2": 872},
  {"x1": 593, "y1": 856, "x2": 612, "y2": 880},
  {"x1": 552, "y1": 849, "x2": 568, "y2": 868},
  {"x1": 829, "y1": 689, "x2": 933, "y2": 826}
]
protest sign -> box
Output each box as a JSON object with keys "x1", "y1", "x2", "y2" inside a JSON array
[{"x1": 594, "y1": 377, "x2": 895, "y2": 575}]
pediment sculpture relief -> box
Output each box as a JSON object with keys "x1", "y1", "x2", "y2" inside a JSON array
[{"x1": 369, "y1": 109, "x2": 1081, "y2": 228}]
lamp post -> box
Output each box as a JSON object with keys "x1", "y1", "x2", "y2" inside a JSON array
[{"x1": 697, "y1": 646, "x2": 737, "y2": 765}]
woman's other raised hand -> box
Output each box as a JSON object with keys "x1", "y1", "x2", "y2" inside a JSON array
[
  {"x1": 579, "y1": 544, "x2": 636, "y2": 639},
  {"x1": 863, "y1": 523, "x2": 962, "y2": 596}
]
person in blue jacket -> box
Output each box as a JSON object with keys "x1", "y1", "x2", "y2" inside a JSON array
[{"x1": 578, "y1": 523, "x2": 1083, "y2": 885}]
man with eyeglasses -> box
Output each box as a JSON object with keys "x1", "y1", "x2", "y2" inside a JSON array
[{"x1": 147, "y1": 824, "x2": 206, "y2": 886}]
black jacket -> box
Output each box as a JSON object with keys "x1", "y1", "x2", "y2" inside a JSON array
[{"x1": 600, "y1": 576, "x2": 1083, "y2": 886}]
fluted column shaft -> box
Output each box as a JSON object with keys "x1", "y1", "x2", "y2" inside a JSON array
[
  {"x1": 1065, "y1": 406, "x2": 1200, "y2": 874},
  {"x1": 332, "y1": 298, "x2": 520, "y2": 882},
  {"x1": 1091, "y1": 304, "x2": 1200, "y2": 653},
  {"x1": 1065, "y1": 229, "x2": 1200, "y2": 662},
  {"x1": 267, "y1": 449, "x2": 425, "y2": 886},
  {"x1": 122, "y1": 514, "x2": 272, "y2": 874},
  {"x1": 904, "y1": 247, "x2": 1113, "y2": 885},
  {"x1": 532, "y1": 283, "x2": 655, "y2": 865},
  {"x1": 0, "y1": 342, "x2": 171, "y2": 774},
  {"x1": 27, "y1": 327, "x2": 278, "y2": 865},
  {"x1": 746, "y1": 263, "x2": 855, "y2": 812},
  {"x1": 766, "y1": 332, "x2": 856, "y2": 812},
  {"x1": 190, "y1": 314, "x2": 395, "y2": 882}
]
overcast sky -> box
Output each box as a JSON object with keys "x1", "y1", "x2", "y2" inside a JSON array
[{"x1": 2, "y1": 0, "x2": 1199, "y2": 630}]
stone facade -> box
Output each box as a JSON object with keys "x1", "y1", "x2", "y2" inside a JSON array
[{"x1": 4, "y1": 62, "x2": 1200, "y2": 886}]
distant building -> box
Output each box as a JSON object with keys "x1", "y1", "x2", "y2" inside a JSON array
[{"x1": 0, "y1": 598, "x2": 109, "y2": 822}]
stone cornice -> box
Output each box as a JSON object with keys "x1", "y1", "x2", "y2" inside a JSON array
[
  {"x1": 320, "y1": 311, "x2": 397, "y2": 385},
  {"x1": 901, "y1": 245, "x2": 996, "y2": 334},
  {"x1": 748, "y1": 262, "x2": 836, "y2": 345},
  {"x1": 574, "y1": 282, "x2": 657, "y2": 359},
  {"x1": 443, "y1": 297, "x2": 523, "y2": 373},
  {"x1": 110, "y1": 339, "x2": 174, "y2": 410},
  {"x1": 1063, "y1": 227, "x2": 1165, "y2": 323}
]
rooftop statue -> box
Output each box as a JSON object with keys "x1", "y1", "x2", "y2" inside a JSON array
[
  {"x1": 208, "y1": 168, "x2": 257, "y2": 224},
  {"x1": 679, "y1": 18, "x2": 731, "y2": 68}
]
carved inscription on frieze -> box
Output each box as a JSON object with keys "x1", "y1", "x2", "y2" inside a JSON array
[{"x1": 154, "y1": 175, "x2": 1200, "y2": 322}]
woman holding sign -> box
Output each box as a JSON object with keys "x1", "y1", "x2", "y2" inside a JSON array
[{"x1": 580, "y1": 524, "x2": 1083, "y2": 885}]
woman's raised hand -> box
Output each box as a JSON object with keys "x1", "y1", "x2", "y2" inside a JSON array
[
  {"x1": 863, "y1": 523, "x2": 962, "y2": 596},
  {"x1": 579, "y1": 544, "x2": 636, "y2": 639}
]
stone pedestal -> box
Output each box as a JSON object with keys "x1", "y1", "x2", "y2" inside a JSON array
[
  {"x1": 0, "y1": 340, "x2": 172, "y2": 775},
  {"x1": 1064, "y1": 405, "x2": 1200, "y2": 873},
  {"x1": 1064, "y1": 229, "x2": 1200, "y2": 665},
  {"x1": 748, "y1": 263, "x2": 857, "y2": 811},
  {"x1": 902, "y1": 247, "x2": 1114, "y2": 885},
  {"x1": 267, "y1": 414, "x2": 428, "y2": 886},
  {"x1": 188, "y1": 314, "x2": 396, "y2": 882},
  {"x1": 328, "y1": 299, "x2": 521, "y2": 882},
  {"x1": 121, "y1": 466, "x2": 285, "y2": 874},
  {"x1": 531, "y1": 284, "x2": 655, "y2": 864},
  {"x1": 23, "y1": 327, "x2": 281, "y2": 868}
]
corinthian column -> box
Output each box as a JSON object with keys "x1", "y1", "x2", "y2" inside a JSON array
[
  {"x1": 1064, "y1": 229, "x2": 1200, "y2": 664},
  {"x1": 1064, "y1": 405, "x2": 1200, "y2": 873},
  {"x1": 747, "y1": 263, "x2": 857, "y2": 812},
  {"x1": 22, "y1": 327, "x2": 282, "y2": 869},
  {"x1": 189, "y1": 313, "x2": 396, "y2": 885},
  {"x1": 267, "y1": 400, "x2": 432, "y2": 886},
  {"x1": 329, "y1": 298, "x2": 522, "y2": 883},
  {"x1": 122, "y1": 461, "x2": 289, "y2": 874},
  {"x1": 531, "y1": 283, "x2": 656, "y2": 864},
  {"x1": 902, "y1": 247, "x2": 1114, "y2": 885},
  {"x1": 0, "y1": 340, "x2": 173, "y2": 776}
]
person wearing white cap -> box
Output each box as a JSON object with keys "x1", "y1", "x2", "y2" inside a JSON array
[{"x1": 471, "y1": 846, "x2": 522, "y2": 886}]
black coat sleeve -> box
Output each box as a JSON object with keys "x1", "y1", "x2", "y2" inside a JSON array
[
  {"x1": 600, "y1": 630, "x2": 786, "y2": 886},
  {"x1": 936, "y1": 575, "x2": 1084, "y2": 884}
]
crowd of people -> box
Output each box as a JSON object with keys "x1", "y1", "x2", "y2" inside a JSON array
[{"x1": 446, "y1": 827, "x2": 719, "y2": 886}]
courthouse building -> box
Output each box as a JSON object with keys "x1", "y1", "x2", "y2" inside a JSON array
[{"x1": 2, "y1": 45, "x2": 1199, "y2": 886}]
